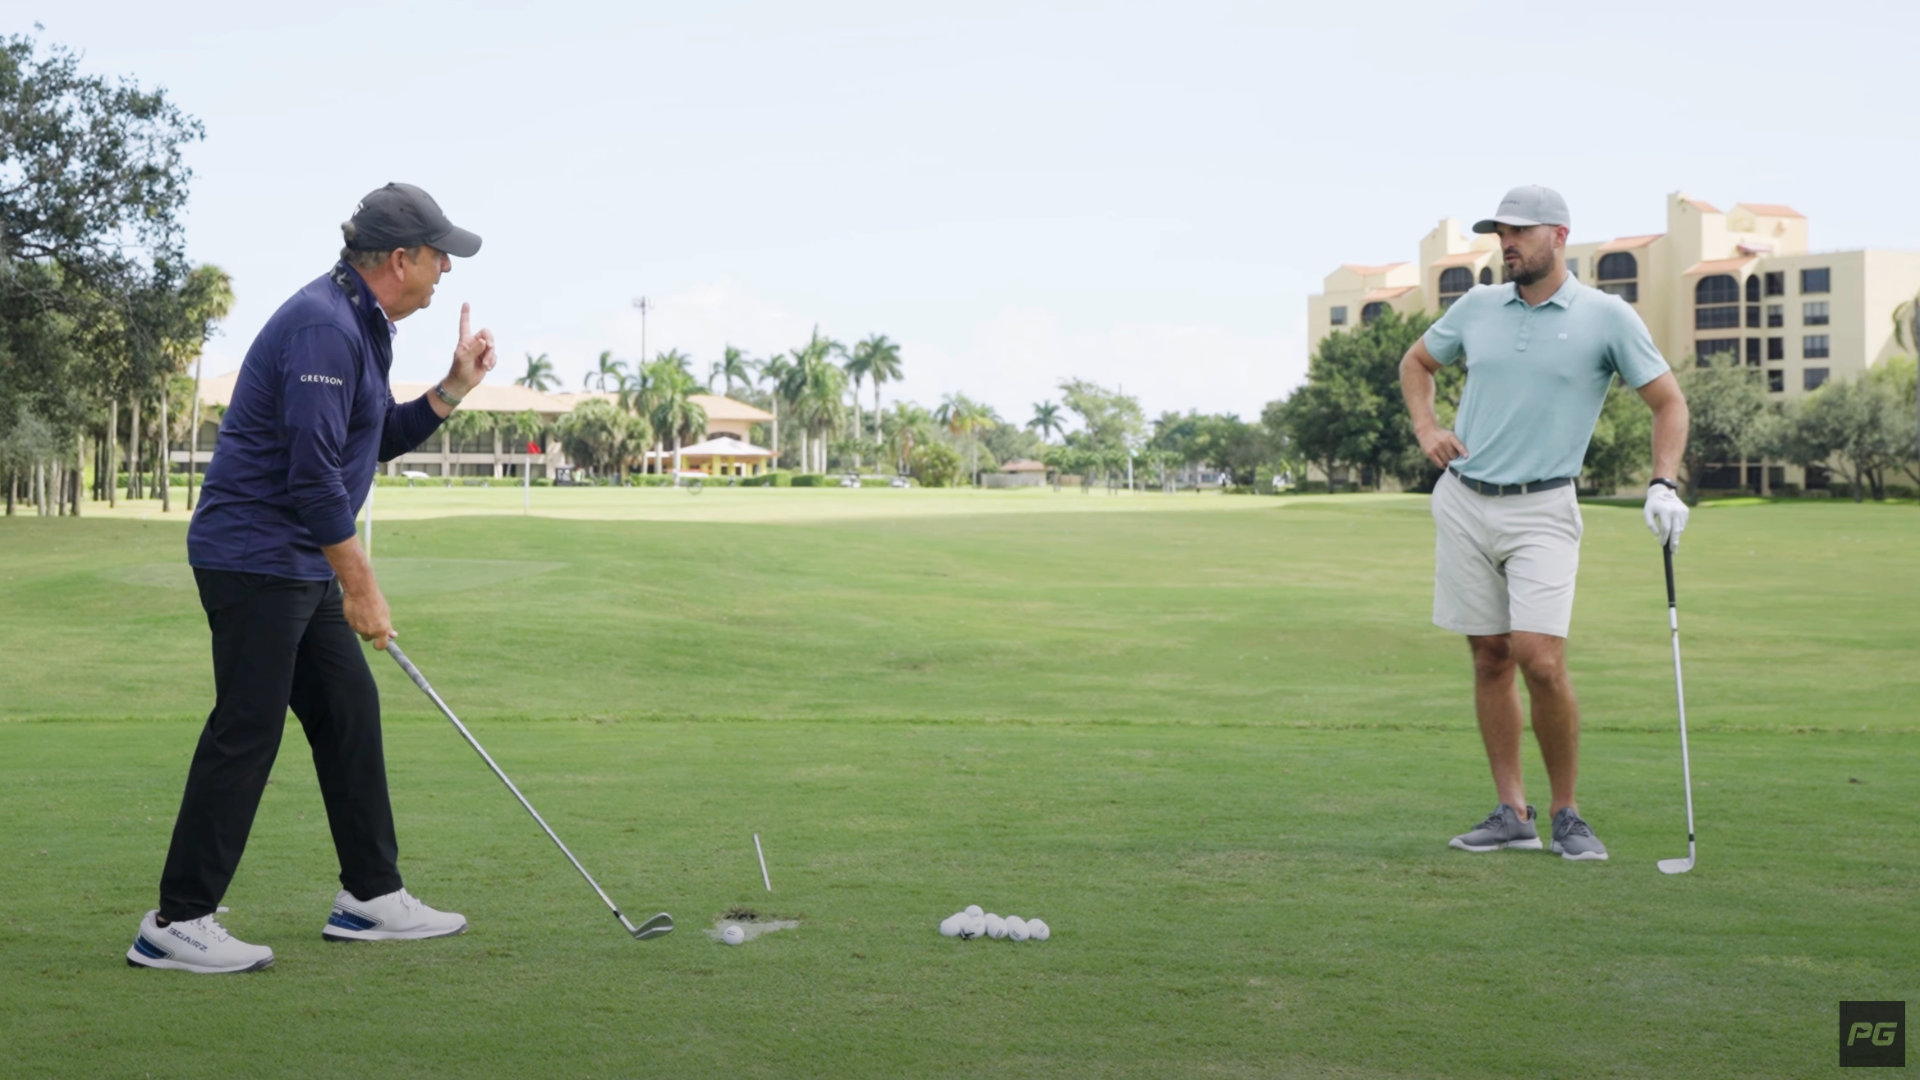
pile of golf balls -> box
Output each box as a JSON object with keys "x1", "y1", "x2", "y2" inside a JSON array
[{"x1": 938, "y1": 904, "x2": 1050, "y2": 942}]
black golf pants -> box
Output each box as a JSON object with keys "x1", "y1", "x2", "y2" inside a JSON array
[{"x1": 158, "y1": 569, "x2": 402, "y2": 921}]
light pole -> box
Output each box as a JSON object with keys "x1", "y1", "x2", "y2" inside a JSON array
[{"x1": 632, "y1": 296, "x2": 652, "y2": 364}]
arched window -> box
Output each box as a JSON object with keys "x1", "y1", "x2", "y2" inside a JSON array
[
  {"x1": 1695, "y1": 275, "x2": 1739, "y2": 304},
  {"x1": 1361, "y1": 302, "x2": 1388, "y2": 325},
  {"x1": 1478, "y1": 267, "x2": 1493, "y2": 286},
  {"x1": 1596, "y1": 252, "x2": 1638, "y2": 302},
  {"x1": 1437, "y1": 267, "x2": 1473, "y2": 308},
  {"x1": 1745, "y1": 275, "x2": 1761, "y2": 302},
  {"x1": 1597, "y1": 253, "x2": 1637, "y2": 281},
  {"x1": 1695, "y1": 274, "x2": 1740, "y2": 330}
]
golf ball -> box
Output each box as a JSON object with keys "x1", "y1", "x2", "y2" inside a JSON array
[
  {"x1": 985, "y1": 914, "x2": 1008, "y2": 940},
  {"x1": 1006, "y1": 916, "x2": 1029, "y2": 942},
  {"x1": 964, "y1": 905, "x2": 983, "y2": 918},
  {"x1": 939, "y1": 915, "x2": 963, "y2": 937},
  {"x1": 1026, "y1": 918, "x2": 1050, "y2": 942},
  {"x1": 967, "y1": 915, "x2": 987, "y2": 939},
  {"x1": 722, "y1": 924, "x2": 746, "y2": 945}
]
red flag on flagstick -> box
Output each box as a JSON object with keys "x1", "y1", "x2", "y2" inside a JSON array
[{"x1": 527, "y1": 441, "x2": 540, "y2": 454}]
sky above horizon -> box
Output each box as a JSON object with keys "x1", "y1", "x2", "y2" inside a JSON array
[{"x1": 30, "y1": 1, "x2": 1920, "y2": 425}]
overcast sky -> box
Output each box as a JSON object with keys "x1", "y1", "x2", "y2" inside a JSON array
[{"x1": 34, "y1": 1, "x2": 1920, "y2": 423}]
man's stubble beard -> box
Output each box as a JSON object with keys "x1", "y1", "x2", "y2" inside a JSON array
[{"x1": 1506, "y1": 247, "x2": 1555, "y2": 288}]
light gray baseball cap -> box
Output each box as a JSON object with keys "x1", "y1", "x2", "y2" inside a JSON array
[{"x1": 1472, "y1": 185, "x2": 1570, "y2": 234}]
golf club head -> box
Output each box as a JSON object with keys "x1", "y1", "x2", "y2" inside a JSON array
[
  {"x1": 1656, "y1": 857, "x2": 1694, "y2": 875},
  {"x1": 623, "y1": 912, "x2": 675, "y2": 940}
]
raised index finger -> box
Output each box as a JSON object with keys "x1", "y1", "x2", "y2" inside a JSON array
[{"x1": 459, "y1": 302, "x2": 472, "y2": 342}]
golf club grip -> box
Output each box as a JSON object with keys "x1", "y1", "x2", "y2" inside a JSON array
[{"x1": 1658, "y1": 538, "x2": 1674, "y2": 607}]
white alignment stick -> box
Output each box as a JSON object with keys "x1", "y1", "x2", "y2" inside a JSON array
[{"x1": 754, "y1": 832, "x2": 772, "y2": 892}]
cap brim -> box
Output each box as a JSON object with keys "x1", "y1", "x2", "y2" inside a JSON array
[
  {"x1": 1471, "y1": 215, "x2": 1544, "y2": 234},
  {"x1": 429, "y1": 225, "x2": 483, "y2": 258}
]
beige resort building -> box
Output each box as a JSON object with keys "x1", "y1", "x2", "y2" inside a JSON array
[
  {"x1": 181, "y1": 373, "x2": 776, "y2": 479},
  {"x1": 1307, "y1": 192, "x2": 1920, "y2": 491}
]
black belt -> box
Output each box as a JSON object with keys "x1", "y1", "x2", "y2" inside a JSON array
[{"x1": 1449, "y1": 466, "x2": 1574, "y2": 497}]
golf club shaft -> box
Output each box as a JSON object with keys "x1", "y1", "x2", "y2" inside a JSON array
[
  {"x1": 1665, "y1": 543, "x2": 1697, "y2": 855},
  {"x1": 385, "y1": 642, "x2": 643, "y2": 936}
]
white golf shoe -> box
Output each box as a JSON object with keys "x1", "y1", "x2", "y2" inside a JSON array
[
  {"x1": 322, "y1": 887, "x2": 467, "y2": 942},
  {"x1": 126, "y1": 910, "x2": 274, "y2": 974}
]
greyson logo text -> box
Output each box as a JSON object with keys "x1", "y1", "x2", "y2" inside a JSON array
[{"x1": 301, "y1": 374, "x2": 344, "y2": 386}]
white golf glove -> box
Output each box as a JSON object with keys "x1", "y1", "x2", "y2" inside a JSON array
[{"x1": 1644, "y1": 483, "x2": 1689, "y2": 551}]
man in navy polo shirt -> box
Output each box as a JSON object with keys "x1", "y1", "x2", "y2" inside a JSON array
[
  {"x1": 1399, "y1": 185, "x2": 1692, "y2": 864},
  {"x1": 128, "y1": 184, "x2": 498, "y2": 973}
]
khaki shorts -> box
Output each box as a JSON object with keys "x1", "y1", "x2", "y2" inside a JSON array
[{"x1": 1431, "y1": 471, "x2": 1584, "y2": 639}]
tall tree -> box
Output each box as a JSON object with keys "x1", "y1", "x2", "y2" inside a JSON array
[
  {"x1": 584, "y1": 349, "x2": 626, "y2": 392},
  {"x1": 1271, "y1": 309, "x2": 1446, "y2": 490},
  {"x1": 715, "y1": 345, "x2": 752, "y2": 397},
  {"x1": 779, "y1": 329, "x2": 844, "y2": 473},
  {"x1": 883, "y1": 401, "x2": 935, "y2": 476},
  {"x1": 935, "y1": 392, "x2": 997, "y2": 484},
  {"x1": 180, "y1": 265, "x2": 235, "y2": 510},
  {"x1": 516, "y1": 352, "x2": 559, "y2": 391},
  {"x1": 1676, "y1": 357, "x2": 1769, "y2": 501},
  {"x1": 1028, "y1": 400, "x2": 1065, "y2": 443},
  {"x1": 859, "y1": 334, "x2": 903, "y2": 445}
]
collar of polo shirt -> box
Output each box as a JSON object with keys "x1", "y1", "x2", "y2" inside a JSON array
[{"x1": 1502, "y1": 273, "x2": 1580, "y2": 311}]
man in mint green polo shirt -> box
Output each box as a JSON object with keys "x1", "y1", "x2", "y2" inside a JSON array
[{"x1": 1399, "y1": 184, "x2": 1692, "y2": 862}]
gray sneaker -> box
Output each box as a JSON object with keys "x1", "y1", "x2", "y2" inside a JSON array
[
  {"x1": 1448, "y1": 803, "x2": 1541, "y2": 852},
  {"x1": 1550, "y1": 807, "x2": 1609, "y2": 861}
]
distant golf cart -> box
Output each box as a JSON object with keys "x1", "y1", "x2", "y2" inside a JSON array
[
  {"x1": 889, "y1": 476, "x2": 912, "y2": 489},
  {"x1": 553, "y1": 465, "x2": 577, "y2": 486},
  {"x1": 399, "y1": 470, "x2": 432, "y2": 488}
]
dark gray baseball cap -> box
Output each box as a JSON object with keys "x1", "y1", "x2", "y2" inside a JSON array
[
  {"x1": 1472, "y1": 185, "x2": 1570, "y2": 234},
  {"x1": 342, "y1": 183, "x2": 482, "y2": 258}
]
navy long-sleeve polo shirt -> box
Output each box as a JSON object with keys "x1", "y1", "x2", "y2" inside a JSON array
[{"x1": 187, "y1": 263, "x2": 445, "y2": 580}]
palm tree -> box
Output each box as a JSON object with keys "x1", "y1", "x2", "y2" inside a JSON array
[
  {"x1": 516, "y1": 352, "x2": 560, "y2": 392},
  {"x1": 584, "y1": 350, "x2": 626, "y2": 393},
  {"x1": 843, "y1": 340, "x2": 873, "y2": 446},
  {"x1": 756, "y1": 353, "x2": 794, "y2": 468},
  {"x1": 716, "y1": 345, "x2": 752, "y2": 398},
  {"x1": 935, "y1": 393, "x2": 997, "y2": 484},
  {"x1": 1028, "y1": 400, "x2": 1065, "y2": 444},
  {"x1": 180, "y1": 264, "x2": 236, "y2": 511},
  {"x1": 785, "y1": 329, "x2": 846, "y2": 473},
  {"x1": 643, "y1": 356, "x2": 706, "y2": 484},
  {"x1": 861, "y1": 334, "x2": 903, "y2": 442},
  {"x1": 883, "y1": 401, "x2": 935, "y2": 476}
]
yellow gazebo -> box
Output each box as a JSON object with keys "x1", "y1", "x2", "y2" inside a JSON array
[{"x1": 646, "y1": 435, "x2": 775, "y2": 478}]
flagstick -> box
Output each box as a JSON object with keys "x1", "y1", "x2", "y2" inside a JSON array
[
  {"x1": 524, "y1": 444, "x2": 531, "y2": 515},
  {"x1": 754, "y1": 833, "x2": 772, "y2": 892}
]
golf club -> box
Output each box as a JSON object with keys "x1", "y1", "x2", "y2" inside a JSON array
[
  {"x1": 386, "y1": 642, "x2": 674, "y2": 939},
  {"x1": 1657, "y1": 541, "x2": 1697, "y2": 875}
]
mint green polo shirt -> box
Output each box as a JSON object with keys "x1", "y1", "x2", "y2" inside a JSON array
[{"x1": 1422, "y1": 275, "x2": 1669, "y2": 486}]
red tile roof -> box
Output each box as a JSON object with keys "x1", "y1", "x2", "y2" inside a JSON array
[
  {"x1": 1361, "y1": 286, "x2": 1418, "y2": 302},
  {"x1": 1598, "y1": 234, "x2": 1663, "y2": 252},
  {"x1": 1735, "y1": 202, "x2": 1805, "y2": 219},
  {"x1": 1683, "y1": 256, "x2": 1759, "y2": 276}
]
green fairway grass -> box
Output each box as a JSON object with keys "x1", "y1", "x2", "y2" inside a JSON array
[{"x1": 2, "y1": 492, "x2": 1915, "y2": 1077}]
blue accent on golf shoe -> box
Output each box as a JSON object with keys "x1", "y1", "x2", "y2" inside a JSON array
[
  {"x1": 327, "y1": 910, "x2": 379, "y2": 932},
  {"x1": 132, "y1": 935, "x2": 170, "y2": 960}
]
